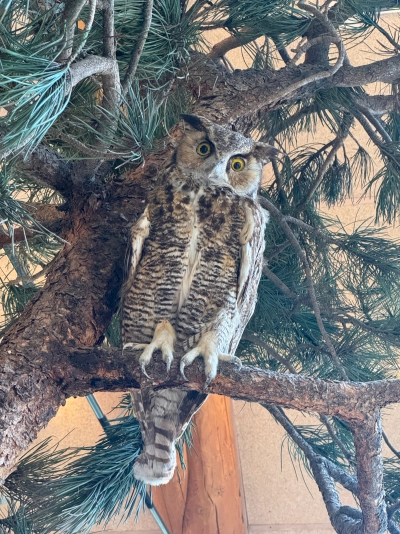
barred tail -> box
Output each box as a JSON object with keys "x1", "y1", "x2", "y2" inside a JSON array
[{"x1": 132, "y1": 388, "x2": 207, "y2": 486}]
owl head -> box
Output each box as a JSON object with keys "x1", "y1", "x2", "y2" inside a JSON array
[{"x1": 175, "y1": 114, "x2": 279, "y2": 198}]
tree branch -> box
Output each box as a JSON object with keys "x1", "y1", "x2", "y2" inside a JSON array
[
  {"x1": 121, "y1": 0, "x2": 154, "y2": 95},
  {"x1": 265, "y1": 404, "x2": 362, "y2": 533},
  {"x1": 208, "y1": 30, "x2": 257, "y2": 60},
  {"x1": 350, "y1": 413, "x2": 387, "y2": 534},
  {"x1": 241, "y1": 331, "x2": 297, "y2": 373},
  {"x1": 14, "y1": 145, "x2": 72, "y2": 194},
  {"x1": 187, "y1": 52, "x2": 400, "y2": 123},
  {"x1": 58, "y1": 0, "x2": 88, "y2": 62},
  {"x1": 261, "y1": 262, "x2": 298, "y2": 300},
  {"x1": 68, "y1": 55, "x2": 118, "y2": 89}
]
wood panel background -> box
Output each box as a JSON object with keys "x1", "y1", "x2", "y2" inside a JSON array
[{"x1": 153, "y1": 394, "x2": 247, "y2": 534}]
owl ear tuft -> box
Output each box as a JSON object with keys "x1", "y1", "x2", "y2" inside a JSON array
[
  {"x1": 254, "y1": 143, "x2": 283, "y2": 165},
  {"x1": 181, "y1": 114, "x2": 208, "y2": 132}
]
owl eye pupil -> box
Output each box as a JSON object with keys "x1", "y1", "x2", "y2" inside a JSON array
[
  {"x1": 231, "y1": 157, "x2": 245, "y2": 171},
  {"x1": 196, "y1": 142, "x2": 211, "y2": 156}
]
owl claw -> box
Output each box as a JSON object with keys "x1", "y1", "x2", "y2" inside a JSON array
[
  {"x1": 129, "y1": 320, "x2": 176, "y2": 378},
  {"x1": 180, "y1": 332, "x2": 242, "y2": 386},
  {"x1": 179, "y1": 361, "x2": 189, "y2": 381},
  {"x1": 140, "y1": 361, "x2": 153, "y2": 379}
]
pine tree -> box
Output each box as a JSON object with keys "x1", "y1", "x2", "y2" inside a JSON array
[{"x1": 1, "y1": 0, "x2": 400, "y2": 532}]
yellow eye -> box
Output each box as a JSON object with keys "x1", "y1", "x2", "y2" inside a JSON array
[
  {"x1": 231, "y1": 157, "x2": 245, "y2": 172},
  {"x1": 196, "y1": 142, "x2": 211, "y2": 156}
]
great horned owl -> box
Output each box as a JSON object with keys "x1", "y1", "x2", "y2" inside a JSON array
[{"x1": 122, "y1": 115, "x2": 278, "y2": 485}]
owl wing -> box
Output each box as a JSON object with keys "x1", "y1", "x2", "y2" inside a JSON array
[
  {"x1": 230, "y1": 201, "x2": 267, "y2": 354},
  {"x1": 121, "y1": 206, "x2": 150, "y2": 304}
]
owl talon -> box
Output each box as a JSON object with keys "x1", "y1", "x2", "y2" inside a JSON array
[
  {"x1": 132, "y1": 320, "x2": 176, "y2": 378},
  {"x1": 180, "y1": 332, "x2": 242, "y2": 385},
  {"x1": 140, "y1": 361, "x2": 153, "y2": 379},
  {"x1": 179, "y1": 361, "x2": 189, "y2": 381}
]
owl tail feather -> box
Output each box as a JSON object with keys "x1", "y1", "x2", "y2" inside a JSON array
[
  {"x1": 133, "y1": 444, "x2": 176, "y2": 486},
  {"x1": 132, "y1": 387, "x2": 208, "y2": 486}
]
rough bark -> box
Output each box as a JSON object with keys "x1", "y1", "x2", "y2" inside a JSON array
[
  {"x1": 14, "y1": 145, "x2": 72, "y2": 194},
  {"x1": 186, "y1": 52, "x2": 400, "y2": 123}
]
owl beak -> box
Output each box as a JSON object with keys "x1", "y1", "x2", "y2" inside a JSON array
[{"x1": 208, "y1": 160, "x2": 227, "y2": 182}]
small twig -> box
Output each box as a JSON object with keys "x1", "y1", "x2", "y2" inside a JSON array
[
  {"x1": 373, "y1": 22, "x2": 400, "y2": 53},
  {"x1": 8, "y1": 268, "x2": 47, "y2": 286},
  {"x1": 388, "y1": 501, "x2": 400, "y2": 519},
  {"x1": 272, "y1": 36, "x2": 291, "y2": 65},
  {"x1": 49, "y1": 130, "x2": 118, "y2": 159},
  {"x1": 121, "y1": 0, "x2": 154, "y2": 95},
  {"x1": 102, "y1": 0, "x2": 115, "y2": 59},
  {"x1": 264, "y1": 4, "x2": 346, "y2": 105},
  {"x1": 264, "y1": 242, "x2": 291, "y2": 263},
  {"x1": 289, "y1": 35, "x2": 337, "y2": 66},
  {"x1": 298, "y1": 0, "x2": 349, "y2": 69},
  {"x1": 320, "y1": 414, "x2": 355, "y2": 465},
  {"x1": 208, "y1": 30, "x2": 256, "y2": 60},
  {"x1": 262, "y1": 261, "x2": 298, "y2": 300},
  {"x1": 69, "y1": 0, "x2": 97, "y2": 64},
  {"x1": 356, "y1": 103, "x2": 392, "y2": 144},
  {"x1": 383, "y1": 430, "x2": 400, "y2": 460},
  {"x1": 200, "y1": 20, "x2": 230, "y2": 30},
  {"x1": 100, "y1": 0, "x2": 120, "y2": 115}
]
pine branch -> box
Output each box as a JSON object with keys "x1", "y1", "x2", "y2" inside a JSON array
[
  {"x1": 359, "y1": 95, "x2": 400, "y2": 115},
  {"x1": 242, "y1": 331, "x2": 297, "y2": 373},
  {"x1": 356, "y1": 104, "x2": 392, "y2": 144},
  {"x1": 121, "y1": 0, "x2": 154, "y2": 95},
  {"x1": 69, "y1": 56, "x2": 117, "y2": 89},
  {"x1": 261, "y1": 262, "x2": 297, "y2": 300},
  {"x1": 208, "y1": 30, "x2": 257, "y2": 60},
  {"x1": 383, "y1": 431, "x2": 400, "y2": 461},
  {"x1": 265, "y1": 404, "x2": 361, "y2": 533},
  {"x1": 259, "y1": 196, "x2": 349, "y2": 380},
  {"x1": 49, "y1": 131, "x2": 116, "y2": 159},
  {"x1": 70, "y1": 0, "x2": 97, "y2": 64},
  {"x1": 320, "y1": 415, "x2": 355, "y2": 466},
  {"x1": 0, "y1": 202, "x2": 65, "y2": 256},
  {"x1": 246, "y1": 327, "x2": 355, "y2": 466},
  {"x1": 58, "y1": 0, "x2": 88, "y2": 62},
  {"x1": 295, "y1": 112, "x2": 353, "y2": 211},
  {"x1": 188, "y1": 52, "x2": 400, "y2": 123}
]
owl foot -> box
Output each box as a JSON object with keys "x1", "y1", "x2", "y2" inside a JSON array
[
  {"x1": 180, "y1": 331, "x2": 242, "y2": 387},
  {"x1": 124, "y1": 320, "x2": 176, "y2": 378}
]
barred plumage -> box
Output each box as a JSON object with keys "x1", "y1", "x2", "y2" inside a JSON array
[{"x1": 122, "y1": 115, "x2": 278, "y2": 485}]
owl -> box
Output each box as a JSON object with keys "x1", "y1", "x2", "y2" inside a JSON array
[{"x1": 122, "y1": 114, "x2": 278, "y2": 485}]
